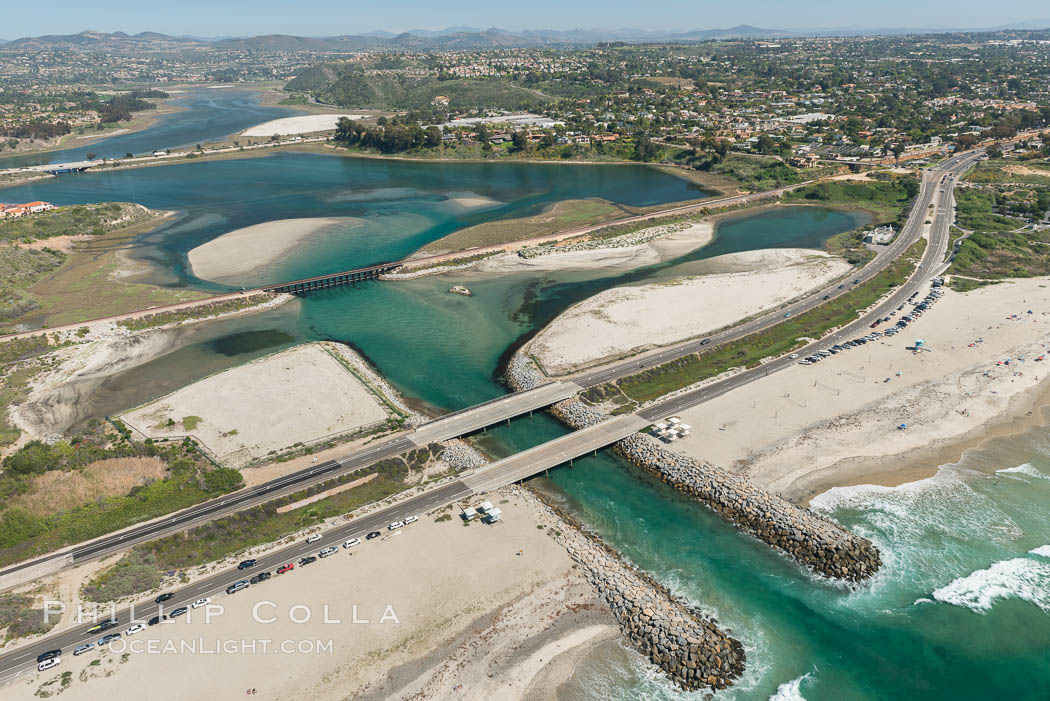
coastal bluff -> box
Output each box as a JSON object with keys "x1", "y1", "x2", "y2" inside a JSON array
[{"x1": 507, "y1": 355, "x2": 882, "y2": 582}]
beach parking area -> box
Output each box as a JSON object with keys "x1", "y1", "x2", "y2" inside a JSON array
[
  {"x1": 659, "y1": 278, "x2": 1050, "y2": 500},
  {"x1": 7, "y1": 494, "x2": 611, "y2": 701}
]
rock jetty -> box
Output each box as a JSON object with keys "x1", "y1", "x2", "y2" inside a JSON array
[
  {"x1": 506, "y1": 354, "x2": 882, "y2": 582},
  {"x1": 526, "y1": 489, "x2": 745, "y2": 691},
  {"x1": 448, "y1": 285, "x2": 472, "y2": 296}
]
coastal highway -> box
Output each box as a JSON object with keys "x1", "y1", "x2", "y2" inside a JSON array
[
  {"x1": 0, "y1": 152, "x2": 976, "y2": 586},
  {"x1": 0, "y1": 152, "x2": 978, "y2": 681},
  {"x1": 0, "y1": 479, "x2": 472, "y2": 687},
  {"x1": 0, "y1": 381, "x2": 580, "y2": 583},
  {"x1": 573, "y1": 151, "x2": 980, "y2": 390}
]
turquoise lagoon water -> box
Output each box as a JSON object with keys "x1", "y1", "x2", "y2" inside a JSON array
[
  {"x1": 10, "y1": 153, "x2": 1049, "y2": 699},
  {"x1": 0, "y1": 86, "x2": 301, "y2": 169}
]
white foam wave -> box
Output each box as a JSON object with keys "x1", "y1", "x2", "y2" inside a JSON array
[
  {"x1": 769, "y1": 672, "x2": 810, "y2": 701},
  {"x1": 932, "y1": 556, "x2": 1050, "y2": 613},
  {"x1": 1028, "y1": 545, "x2": 1050, "y2": 558},
  {"x1": 996, "y1": 463, "x2": 1050, "y2": 481}
]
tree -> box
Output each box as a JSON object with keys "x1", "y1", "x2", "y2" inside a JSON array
[
  {"x1": 424, "y1": 126, "x2": 441, "y2": 148},
  {"x1": 890, "y1": 143, "x2": 905, "y2": 164},
  {"x1": 86, "y1": 153, "x2": 97, "y2": 161},
  {"x1": 633, "y1": 132, "x2": 658, "y2": 162},
  {"x1": 510, "y1": 131, "x2": 528, "y2": 153},
  {"x1": 202, "y1": 467, "x2": 244, "y2": 493},
  {"x1": 986, "y1": 144, "x2": 1003, "y2": 159}
]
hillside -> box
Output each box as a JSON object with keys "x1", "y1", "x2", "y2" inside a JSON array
[{"x1": 286, "y1": 66, "x2": 550, "y2": 111}]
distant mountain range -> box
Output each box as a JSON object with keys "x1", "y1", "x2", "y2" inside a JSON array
[{"x1": 3, "y1": 24, "x2": 1048, "y2": 51}]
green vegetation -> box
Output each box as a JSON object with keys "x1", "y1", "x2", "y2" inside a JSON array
[
  {"x1": 953, "y1": 189, "x2": 1026, "y2": 233},
  {"x1": 0, "y1": 246, "x2": 65, "y2": 320},
  {"x1": 181, "y1": 415, "x2": 202, "y2": 431},
  {"x1": 288, "y1": 68, "x2": 549, "y2": 112},
  {"x1": 138, "y1": 459, "x2": 417, "y2": 570},
  {"x1": 81, "y1": 550, "x2": 162, "y2": 602},
  {"x1": 277, "y1": 93, "x2": 311, "y2": 106},
  {"x1": 419, "y1": 198, "x2": 628, "y2": 253},
  {"x1": 116, "y1": 295, "x2": 272, "y2": 331},
  {"x1": 0, "y1": 591, "x2": 59, "y2": 641},
  {"x1": 950, "y1": 230, "x2": 1050, "y2": 278},
  {"x1": 784, "y1": 176, "x2": 920, "y2": 265},
  {"x1": 709, "y1": 154, "x2": 802, "y2": 191},
  {"x1": 0, "y1": 433, "x2": 243, "y2": 567},
  {"x1": 586, "y1": 239, "x2": 926, "y2": 404},
  {"x1": 964, "y1": 161, "x2": 1050, "y2": 186},
  {"x1": 948, "y1": 276, "x2": 1002, "y2": 292},
  {"x1": 0, "y1": 203, "x2": 151, "y2": 244}
]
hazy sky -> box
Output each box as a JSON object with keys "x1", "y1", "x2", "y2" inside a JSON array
[{"x1": 2, "y1": 0, "x2": 1048, "y2": 39}]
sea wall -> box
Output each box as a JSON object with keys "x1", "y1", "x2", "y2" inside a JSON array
[
  {"x1": 526, "y1": 488, "x2": 745, "y2": 691},
  {"x1": 506, "y1": 355, "x2": 882, "y2": 582}
]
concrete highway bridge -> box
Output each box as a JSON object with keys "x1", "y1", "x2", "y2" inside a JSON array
[{"x1": 0, "y1": 150, "x2": 984, "y2": 681}]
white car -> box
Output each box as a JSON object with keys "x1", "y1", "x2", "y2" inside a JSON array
[
  {"x1": 191, "y1": 598, "x2": 210, "y2": 609},
  {"x1": 37, "y1": 657, "x2": 60, "y2": 672},
  {"x1": 306, "y1": 534, "x2": 322, "y2": 544},
  {"x1": 403, "y1": 515, "x2": 418, "y2": 525},
  {"x1": 342, "y1": 538, "x2": 361, "y2": 549},
  {"x1": 387, "y1": 521, "x2": 404, "y2": 531},
  {"x1": 788, "y1": 353, "x2": 799, "y2": 359},
  {"x1": 318, "y1": 546, "x2": 338, "y2": 558},
  {"x1": 125, "y1": 623, "x2": 146, "y2": 636}
]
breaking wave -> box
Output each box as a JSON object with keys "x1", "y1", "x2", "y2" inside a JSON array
[
  {"x1": 769, "y1": 672, "x2": 810, "y2": 700},
  {"x1": 931, "y1": 552, "x2": 1050, "y2": 613}
]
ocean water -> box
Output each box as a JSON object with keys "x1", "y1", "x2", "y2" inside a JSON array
[
  {"x1": 13, "y1": 142, "x2": 1040, "y2": 698},
  {"x1": 0, "y1": 86, "x2": 301, "y2": 169}
]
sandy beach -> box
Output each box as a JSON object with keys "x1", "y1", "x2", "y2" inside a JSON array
[
  {"x1": 119, "y1": 343, "x2": 392, "y2": 466},
  {"x1": 187, "y1": 217, "x2": 360, "y2": 285},
  {"x1": 241, "y1": 114, "x2": 370, "y2": 137},
  {"x1": 467, "y1": 220, "x2": 716, "y2": 278},
  {"x1": 5, "y1": 491, "x2": 615, "y2": 701},
  {"x1": 661, "y1": 277, "x2": 1050, "y2": 501},
  {"x1": 527, "y1": 248, "x2": 851, "y2": 375}
]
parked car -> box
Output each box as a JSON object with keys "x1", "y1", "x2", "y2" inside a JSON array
[
  {"x1": 366, "y1": 531, "x2": 381, "y2": 540},
  {"x1": 86, "y1": 619, "x2": 118, "y2": 634},
  {"x1": 388, "y1": 521, "x2": 404, "y2": 531},
  {"x1": 155, "y1": 592, "x2": 174, "y2": 604},
  {"x1": 237, "y1": 559, "x2": 257, "y2": 570},
  {"x1": 37, "y1": 658, "x2": 60, "y2": 672},
  {"x1": 125, "y1": 623, "x2": 146, "y2": 636},
  {"x1": 250, "y1": 572, "x2": 272, "y2": 584},
  {"x1": 98, "y1": 633, "x2": 121, "y2": 646},
  {"x1": 73, "y1": 643, "x2": 94, "y2": 656},
  {"x1": 225, "y1": 581, "x2": 250, "y2": 595},
  {"x1": 318, "y1": 546, "x2": 338, "y2": 558},
  {"x1": 169, "y1": 607, "x2": 188, "y2": 618},
  {"x1": 191, "y1": 598, "x2": 211, "y2": 609},
  {"x1": 36, "y1": 650, "x2": 61, "y2": 663},
  {"x1": 298, "y1": 556, "x2": 317, "y2": 566},
  {"x1": 403, "y1": 515, "x2": 418, "y2": 525},
  {"x1": 343, "y1": 538, "x2": 361, "y2": 549},
  {"x1": 276, "y1": 563, "x2": 295, "y2": 575},
  {"x1": 306, "y1": 534, "x2": 322, "y2": 544}
]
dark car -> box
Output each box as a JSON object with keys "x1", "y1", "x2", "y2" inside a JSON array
[
  {"x1": 147, "y1": 615, "x2": 165, "y2": 626},
  {"x1": 365, "y1": 531, "x2": 382, "y2": 540},
  {"x1": 155, "y1": 592, "x2": 174, "y2": 604},
  {"x1": 250, "y1": 572, "x2": 272, "y2": 585},
  {"x1": 36, "y1": 649, "x2": 61, "y2": 663},
  {"x1": 169, "y1": 607, "x2": 188, "y2": 618},
  {"x1": 853, "y1": 279, "x2": 861, "y2": 285},
  {"x1": 699, "y1": 338, "x2": 711, "y2": 345},
  {"x1": 298, "y1": 556, "x2": 317, "y2": 566},
  {"x1": 98, "y1": 633, "x2": 121, "y2": 646},
  {"x1": 86, "y1": 619, "x2": 119, "y2": 634},
  {"x1": 822, "y1": 294, "x2": 830, "y2": 300},
  {"x1": 237, "y1": 559, "x2": 257, "y2": 570}
]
